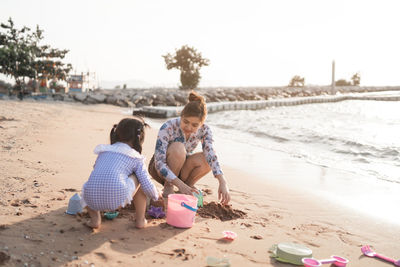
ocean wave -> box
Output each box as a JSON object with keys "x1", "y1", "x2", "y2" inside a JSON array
[
  {"x1": 248, "y1": 130, "x2": 290, "y2": 143},
  {"x1": 208, "y1": 99, "x2": 400, "y2": 184}
]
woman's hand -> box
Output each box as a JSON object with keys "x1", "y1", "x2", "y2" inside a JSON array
[
  {"x1": 216, "y1": 175, "x2": 230, "y2": 205},
  {"x1": 179, "y1": 183, "x2": 197, "y2": 195},
  {"x1": 171, "y1": 178, "x2": 198, "y2": 195}
]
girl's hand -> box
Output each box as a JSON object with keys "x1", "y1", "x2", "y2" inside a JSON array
[
  {"x1": 158, "y1": 189, "x2": 163, "y2": 200},
  {"x1": 216, "y1": 175, "x2": 230, "y2": 205}
]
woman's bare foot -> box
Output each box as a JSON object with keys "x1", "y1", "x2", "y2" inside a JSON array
[
  {"x1": 86, "y1": 207, "x2": 101, "y2": 229},
  {"x1": 135, "y1": 217, "x2": 147, "y2": 229}
]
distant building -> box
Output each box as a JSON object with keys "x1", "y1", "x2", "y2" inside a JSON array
[
  {"x1": 67, "y1": 74, "x2": 86, "y2": 93},
  {"x1": 67, "y1": 72, "x2": 97, "y2": 93}
]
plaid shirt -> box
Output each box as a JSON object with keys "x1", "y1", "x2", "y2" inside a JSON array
[{"x1": 83, "y1": 142, "x2": 158, "y2": 211}]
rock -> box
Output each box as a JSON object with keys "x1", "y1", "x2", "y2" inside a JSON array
[
  {"x1": 87, "y1": 94, "x2": 106, "y2": 103},
  {"x1": 0, "y1": 251, "x2": 10, "y2": 265},
  {"x1": 72, "y1": 93, "x2": 87, "y2": 102},
  {"x1": 105, "y1": 95, "x2": 117, "y2": 105},
  {"x1": 131, "y1": 94, "x2": 143, "y2": 104},
  {"x1": 165, "y1": 94, "x2": 176, "y2": 106},
  {"x1": 52, "y1": 94, "x2": 64, "y2": 101},
  {"x1": 173, "y1": 92, "x2": 187, "y2": 105}
]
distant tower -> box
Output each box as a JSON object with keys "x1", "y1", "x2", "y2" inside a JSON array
[{"x1": 331, "y1": 60, "x2": 335, "y2": 91}]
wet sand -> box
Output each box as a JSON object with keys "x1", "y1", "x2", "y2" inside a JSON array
[{"x1": 0, "y1": 100, "x2": 399, "y2": 266}]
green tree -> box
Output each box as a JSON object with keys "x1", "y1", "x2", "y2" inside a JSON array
[
  {"x1": 288, "y1": 75, "x2": 305, "y2": 87},
  {"x1": 0, "y1": 18, "x2": 35, "y2": 91},
  {"x1": 163, "y1": 45, "x2": 210, "y2": 90},
  {"x1": 351, "y1": 72, "x2": 360, "y2": 86},
  {"x1": 0, "y1": 18, "x2": 72, "y2": 92}
]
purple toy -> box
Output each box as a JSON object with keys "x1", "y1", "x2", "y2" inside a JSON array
[{"x1": 146, "y1": 205, "x2": 165, "y2": 219}]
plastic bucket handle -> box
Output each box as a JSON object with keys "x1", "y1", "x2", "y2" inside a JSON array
[{"x1": 181, "y1": 202, "x2": 197, "y2": 212}]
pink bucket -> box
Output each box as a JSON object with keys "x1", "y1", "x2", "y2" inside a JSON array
[{"x1": 166, "y1": 194, "x2": 198, "y2": 228}]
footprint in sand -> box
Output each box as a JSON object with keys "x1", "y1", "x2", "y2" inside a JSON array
[{"x1": 95, "y1": 252, "x2": 108, "y2": 261}]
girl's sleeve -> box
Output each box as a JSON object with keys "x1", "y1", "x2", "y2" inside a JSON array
[
  {"x1": 133, "y1": 158, "x2": 159, "y2": 201},
  {"x1": 201, "y1": 125, "x2": 223, "y2": 177},
  {"x1": 154, "y1": 122, "x2": 179, "y2": 182}
]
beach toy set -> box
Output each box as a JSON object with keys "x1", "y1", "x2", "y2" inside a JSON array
[
  {"x1": 66, "y1": 193, "x2": 84, "y2": 215},
  {"x1": 361, "y1": 245, "x2": 400, "y2": 266},
  {"x1": 269, "y1": 242, "x2": 313, "y2": 265},
  {"x1": 193, "y1": 190, "x2": 203, "y2": 207},
  {"x1": 269, "y1": 242, "x2": 350, "y2": 266},
  {"x1": 166, "y1": 194, "x2": 198, "y2": 228},
  {"x1": 302, "y1": 255, "x2": 349, "y2": 267},
  {"x1": 206, "y1": 256, "x2": 230, "y2": 267},
  {"x1": 222, "y1": 231, "x2": 237, "y2": 241},
  {"x1": 147, "y1": 205, "x2": 166, "y2": 218},
  {"x1": 104, "y1": 211, "x2": 119, "y2": 220}
]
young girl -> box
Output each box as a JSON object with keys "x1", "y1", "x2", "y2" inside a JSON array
[{"x1": 82, "y1": 117, "x2": 160, "y2": 229}]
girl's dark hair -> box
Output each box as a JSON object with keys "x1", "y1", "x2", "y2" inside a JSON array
[
  {"x1": 109, "y1": 117, "x2": 149, "y2": 153},
  {"x1": 180, "y1": 91, "x2": 207, "y2": 122}
]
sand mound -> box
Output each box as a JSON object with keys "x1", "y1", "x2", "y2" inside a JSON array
[{"x1": 197, "y1": 201, "x2": 246, "y2": 221}]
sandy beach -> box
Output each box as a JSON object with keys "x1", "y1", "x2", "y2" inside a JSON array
[{"x1": 1, "y1": 100, "x2": 399, "y2": 267}]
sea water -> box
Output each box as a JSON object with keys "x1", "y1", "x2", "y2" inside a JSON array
[
  {"x1": 206, "y1": 91, "x2": 400, "y2": 224},
  {"x1": 207, "y1": 96, "x2": 400, "y2": 184}
]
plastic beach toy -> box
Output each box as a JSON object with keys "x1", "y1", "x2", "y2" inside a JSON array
[
  {"x1": 146, "y1": 205, "x2": 165, "y2": 218},
  {"x1": 104, "y1": 211, "x2": 119, "y2": 220},
  {"x1": 222, "y1": 230, "x2": 237, "y2": 241},
  {"x1": 66, "y1": 193, "x2": 83, "y2": 215},
  {"x1": 302, "y1": 255, "x2": 349, "y2": 267},
  {"x1": 166, "y1": 194, "x2": 198, "y2": 228},
  {"x1": 206, "y1": 256, "x2": 230, "y2": 267},
  {"x1": 361, "y1": 245, "x2": 400, "y2": 266},
  {"x1": 269, "y1": 242, "x2": 312, "y2": 265},
  {"x1": 193, "y1": 190, "x2": 203, "y2": 207}
]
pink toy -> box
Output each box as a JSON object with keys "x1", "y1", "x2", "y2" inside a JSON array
[
  {"x1": 166, "y1": 194, "x2": 198, "y2": 228},
  {"x1": 222, "y1": 230, "x2": 237, "y2": 241},
  {"x1": 302, "y1": 255, "x2": 349, "y2": 267},
  {"x1": 361, "y1": 245, "x2": 400, "y2": 266}
]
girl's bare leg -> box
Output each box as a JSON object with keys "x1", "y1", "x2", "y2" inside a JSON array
[
  {"x1": 86, "y1": 206, "x2": 101, "y2": 229},
  {"x1": 180, "y1": 152, "x2": 211, "y2": 187},
  {"x1": 133, "y1": 186, "x2": 147, "y2": 228},
  {"x1": 129, "y1": 174, "x2": 147, "y2": 228}
]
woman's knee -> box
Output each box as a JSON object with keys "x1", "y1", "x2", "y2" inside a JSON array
[{"x1": 167, "y1": 142, "x2": 186, "y2": 162}]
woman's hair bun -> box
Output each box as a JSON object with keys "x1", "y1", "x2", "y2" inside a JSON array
[{"x1": 188, "y1": 90, "x2": 205, "y2": 103}]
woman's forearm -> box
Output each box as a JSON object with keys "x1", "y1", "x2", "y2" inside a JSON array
[{"x1": 215, "y1": 174, "x2": 227, "y2": 184}]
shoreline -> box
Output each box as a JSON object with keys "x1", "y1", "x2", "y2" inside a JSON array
[
  {"x1": 213, "y1": 135, "x2": 400, "y2": 227},
  {"x1": 1, "y1": 101, "x2": 399, "y2": 266}
]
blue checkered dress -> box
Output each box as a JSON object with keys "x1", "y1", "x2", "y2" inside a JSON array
[{"x1": 82, "y1": 142, "x2": 159, "y2": 211}]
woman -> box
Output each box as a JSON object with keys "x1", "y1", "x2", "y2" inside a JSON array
[{"x1": 148, "y1": 91, "x2": 230, "y2": 205}]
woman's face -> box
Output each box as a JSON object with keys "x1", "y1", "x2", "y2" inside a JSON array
[{"x1": 180, "y1": 116, "x2": 202, "y2": 136}]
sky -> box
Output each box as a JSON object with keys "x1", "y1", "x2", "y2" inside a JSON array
[{"x1": 1, "y1": 0, "x2": 400, "y2": 88}]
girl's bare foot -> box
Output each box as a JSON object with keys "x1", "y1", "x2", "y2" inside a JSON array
[
  {"x1": 135, "y1": 217, "x2": 147, "y2": 229},
  {"x1": 86, "y1": 207, "x2": 101, "y2": 229}
]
